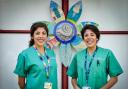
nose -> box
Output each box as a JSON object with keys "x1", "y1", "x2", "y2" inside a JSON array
[
  {"x1": 39, "y1": 34, "x2": 43, "y2": 37},
  {"x1": 39, "y1": 33, "x2": 47, "y2": 38},
  {"x1": 86, "y1": 35, "x2": 91, "y2": 39}
]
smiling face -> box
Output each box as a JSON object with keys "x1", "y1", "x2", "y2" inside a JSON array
[
  {"x1": 32, "y1": 27, "x2": 48, "y2": 47},
  {"x1": 84, "y1": 29, "x2": 98, "y2": 48}
]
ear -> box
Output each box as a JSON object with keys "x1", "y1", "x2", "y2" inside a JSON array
[
  {"x1": 50, "y1": 0, "x2": 65, "y2": 23},
  {"x1": 67, "y1": 0, "x2": 82, "y2": 23}
]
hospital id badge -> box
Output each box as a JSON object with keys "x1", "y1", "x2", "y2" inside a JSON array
[
  {"x1": 82, "y1": 86, "x2": 91, "y2": 89},
  {"x1": 44, "y1": 82, "x2": 52, "y2": 89}
]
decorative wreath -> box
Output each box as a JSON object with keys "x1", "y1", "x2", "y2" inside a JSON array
[{"x1": 42, "y1": 0, "x2": 98, "y2": 66}]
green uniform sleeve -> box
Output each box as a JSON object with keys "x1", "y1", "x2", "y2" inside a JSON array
[
  {"x1": 67, "y1": 54, "x2": 78, "y2": 78},
  {"x1": 107, "y1": 50, "x2": 123, "y2": 77},
  {"x1": 14, "y1": 53, "x2": 27, "y2": 77}
]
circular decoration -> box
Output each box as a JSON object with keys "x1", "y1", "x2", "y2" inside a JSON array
[{"x1": 54, "y1": 20, "x2": 77, "y2": 44}]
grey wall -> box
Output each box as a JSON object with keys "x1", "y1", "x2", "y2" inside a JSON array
[{"x1": 0, "y1": 0, "x2": 128, "y2": 89}]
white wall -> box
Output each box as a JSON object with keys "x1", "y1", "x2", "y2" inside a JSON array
[
  {"x1": 77, "y1": 0, "x2": 128, "y2": 30},
  {"x1": 0, "y1": 0, "x2": 61, "y2": 30},
  {"x1": 0, "y1": 0, "x2": 128, "y2": 89}
]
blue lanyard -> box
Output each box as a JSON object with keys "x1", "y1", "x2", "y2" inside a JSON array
[
  {"x1": 34, "y1": 46, "x2": 50, "y2": 79},
  {"x1": 84, "y1": 47, "x2": 98, "y2": 86}
]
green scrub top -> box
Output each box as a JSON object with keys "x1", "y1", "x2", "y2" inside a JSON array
[
  {"x1": 14, "y1": 46, "x2": 58, "y2": 89},
  {"x1": 67, "y1": 46, "x2": 123, "y2": 89}
]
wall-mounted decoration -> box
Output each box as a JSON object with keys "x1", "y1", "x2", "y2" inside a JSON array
[{"x1": 43, "y1": 0, "x2": 98, "y2": 67}]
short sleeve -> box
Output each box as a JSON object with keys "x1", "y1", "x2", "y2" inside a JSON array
[
  {"x1": 67, "y1": 54, "x2": 78, "y2": 78},
  {"x1": 107, "y1": 50, "x2": 123, "y2": 77},
  {"x1": 13, "y1": 53, "x2": 27, "y2": 77}
]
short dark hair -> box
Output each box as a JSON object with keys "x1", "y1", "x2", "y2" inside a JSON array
[
  {"x1": 81, "y1": 24, "x2": 100, "y2": 40},
  {"x1": 29, "y1": 22, "x2": 49, "y2": 47}
]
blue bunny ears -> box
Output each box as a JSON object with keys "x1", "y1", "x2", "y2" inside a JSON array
[{"x1": 50, "y1": 0, "x2": 82, "y2": 24}]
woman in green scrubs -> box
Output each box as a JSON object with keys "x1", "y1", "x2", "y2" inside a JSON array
[
  {"x1": 14, "y1": 22, "x2": 58, "y2": 89},
  {"x1": 67, "y1": 24, "x2": 123, "y2": 89}
]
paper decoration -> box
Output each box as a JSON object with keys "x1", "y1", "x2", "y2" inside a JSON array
[
  {"x1": 67, "y1": 0, "x2": 82, "y2": 23},
  {"x1": 42, "y1": 0, "x2": 98, "y2": 67}
]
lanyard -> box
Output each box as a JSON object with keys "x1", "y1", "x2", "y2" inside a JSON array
[
  {"x1": 34, "y1": 46, "x2": 50, "y2": 79},
  {"x1": 84, "y1": 47, "x2": 98, "y2": 86}
]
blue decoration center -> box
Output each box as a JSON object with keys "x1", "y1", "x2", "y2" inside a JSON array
[{"x1": 54, "y1": 20, "x2": 77, "y2": 44}]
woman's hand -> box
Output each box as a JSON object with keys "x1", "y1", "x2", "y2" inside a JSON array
[
  {"x1": 71, "y1": 78, "x2": 80, "y2": 89},
  {"x1": 18, "y1": 76, "x2": 25, "y2": 89},
  {"x1": 101, "y1": 76, "x2": 118, "y2": 89}
]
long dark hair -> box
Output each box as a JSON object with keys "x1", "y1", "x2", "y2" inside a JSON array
[{"x1": 29, "y1": 22, "x2": 49, "y2": 47}]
